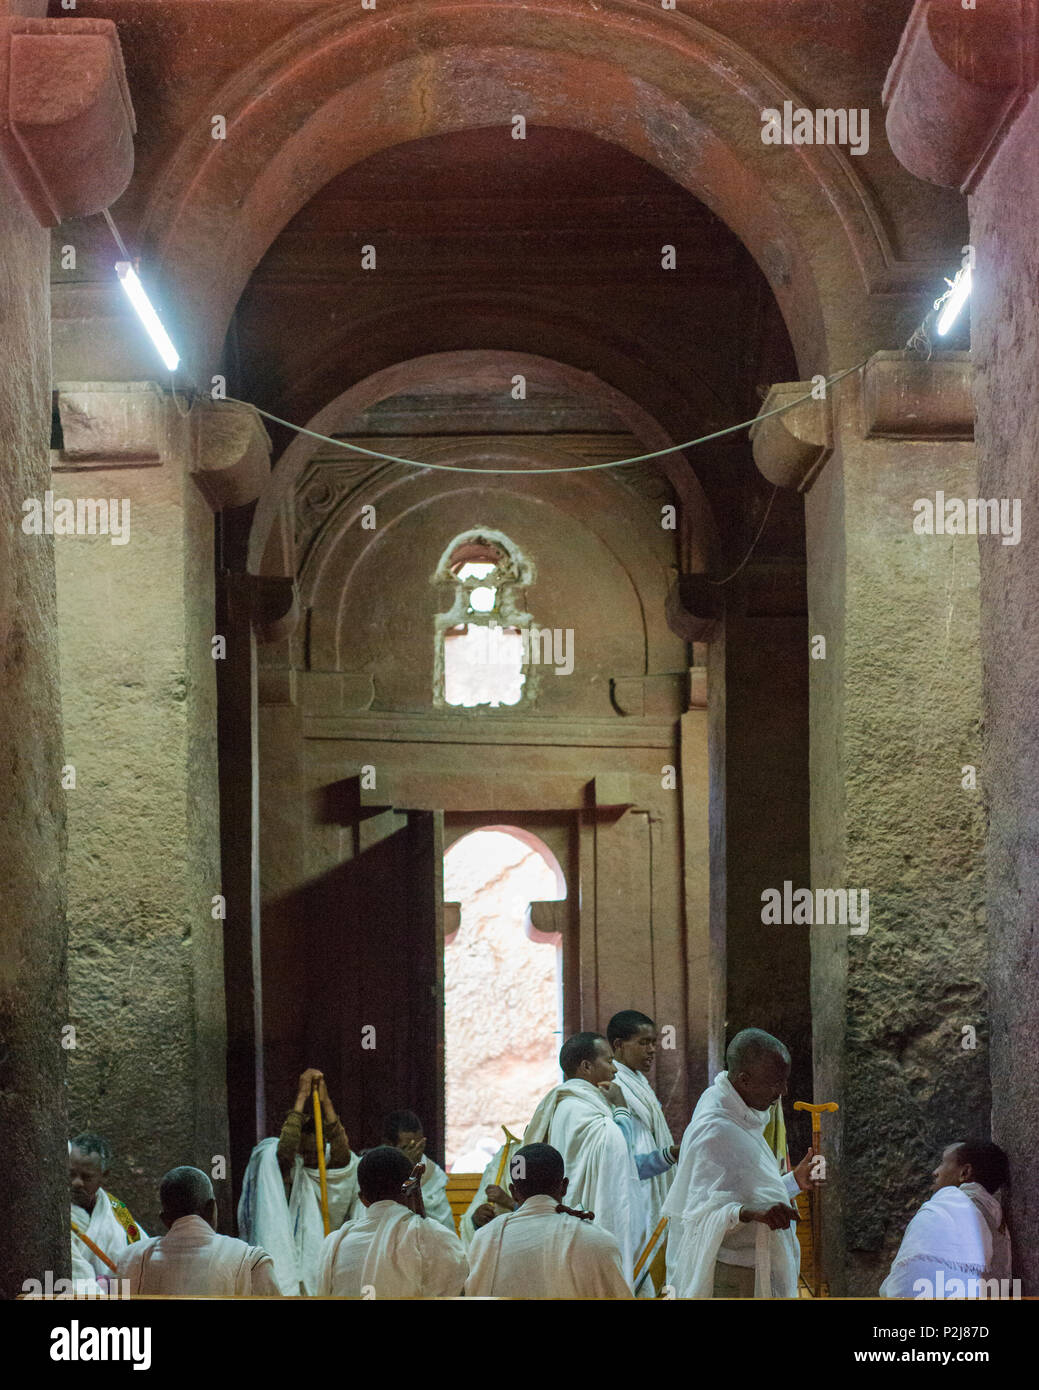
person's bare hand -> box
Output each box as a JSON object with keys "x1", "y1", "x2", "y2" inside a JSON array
[
  {"x1": 792, "y1": 1148, "x2": 818, "y2": 1191},
  {"x1": 599, "y1": 1081, "x2": 626, "y2": 1108},
  {"x1": 485, "y1": 1184, "x2": 515, "y2": 1210},
  {"x1": 399, "y1": 1135, "x2": 425, "y2": 1165},
  {"x1": 472, "y1": 1203, "x2": 497, "y2": 1229},
  {"x1": 297, "y1": 1067, "x2": 323, "y2": 1096},
  {"x1": 741, "y1": 1202, "x2": 799, "y2": 1230}
]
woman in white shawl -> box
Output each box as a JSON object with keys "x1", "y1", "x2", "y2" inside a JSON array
[{"x1": 880, "y1": 1140, "x2": 1012, "y2": 1298}]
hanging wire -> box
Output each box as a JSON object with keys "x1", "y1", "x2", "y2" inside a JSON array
[{"x1": 225, "y1": 359, "x2": 867, "y2": 477}]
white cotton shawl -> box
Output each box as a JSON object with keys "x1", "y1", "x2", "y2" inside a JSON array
[
  {"x1": 523, "y1": 1079, "x2": 641, "y2": 1282},
  {"x1": 116, "y1": 1215, "x2": 280, "y2": 1295},
  {"x1": 71, "y1": 1189, "x2": 143, "y2": 1276},
  {"x1": 459, "y1": 1147, "x2": 505, "y2": 1250},
  {"x1": 662, "y1": 1072, "x2": 800, "y2": 1298},
  {"x1": 614, "y1": 1061, "x2": 675, "y2": 1238},
  {"x1": 315, "y1": 1199, "x2": 468, "y2": 1298},
  {"x1": 879, "y1": 1182, "x2": 1012, "y2": 1298},
  {"x1": 237, "y1": 1136, "x2": 360, "y2": 1295},
  {"x1": 419, "y1": 1154, "x2": 456, "y2": 1232},
  {"x1": 464, "y1": 1193, "x2": 633, "y2": 1299}
]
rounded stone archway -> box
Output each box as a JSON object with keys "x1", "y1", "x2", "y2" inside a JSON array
[{"x1": 137, "y1": 0, "x2": 919, "y2": 383}]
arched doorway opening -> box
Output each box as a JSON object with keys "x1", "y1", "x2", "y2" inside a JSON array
[{"x1": 443, "y1": 827, "x2": 565, "y2": 1171}]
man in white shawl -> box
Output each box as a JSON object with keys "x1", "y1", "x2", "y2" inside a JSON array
[
  {"x1": 69, "y1": 1133, "x2": 146, "y2": 1290},
  {"x1": 663, "y1": 1029, "x2": 816, "y2": 1298},
  {"x1": 238, "y1": 1068, "x2": 360, "y2": 1294},
  {"x1": 381, "y1": 1109, "x2": 456, "y2": 1232},
  {"x1": 465, "y1": 1143, "x2": 632, "y2": 1298},
  {"x1": 523, "y1": 1032, "x2": 641, "y2": 1284},
  {"x1": 117, "y1": 1167, "x2": 280, "y2": 1295},
  {"x1": 316, "y1": 1147, "x2": 468, "y2": 1298},
  {"x1": 880, "y1": 1140, "x2": 1012, "y2": 1298},
  {"x1": 459, "y1": 1144, "x2": 518, "y2": 1249},
  {"x1": 608, "y1": 1011, "x2": 678, "y2": 1270}
]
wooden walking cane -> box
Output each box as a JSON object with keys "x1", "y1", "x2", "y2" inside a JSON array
[
  {"x1": 70, "y1": 1220, "x2": 118, "y2": 1273},
  {"x1": 793, "y1": 1100, "x2": 838, "y2": 1297},
  {"x1": 632, "y1": 1216, "x2": 668, "y2": 1294},
  {"x1": 312, "y1": 1083, "x2": 331, "y2": 1236}
]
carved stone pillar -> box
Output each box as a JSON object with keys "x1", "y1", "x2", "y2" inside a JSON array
[
  {"x1": 885, "y1": 0, "x2": 1039, "y2": 1292},
  {"x1": 0, "y1": 7, "x2": 134, "y2": 1298},
  {"x1": 754, "y1": 351, "x2": 985, "y2": 1295}
]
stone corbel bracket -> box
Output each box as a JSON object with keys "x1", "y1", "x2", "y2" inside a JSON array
[
  {"x1": 750, "y1": 383, "x2": 833, "y2": 492},
  {"x1": 191, "y1": 399, "x2": 272, "y2": 511},
  {"x1": 884, "y1": 0, "x2": 1036, "y2": 192},
  {"x1": 665, "y1": 575, "x2": 722, "y2": 644},
  {"x1": 0, "y1": 16, "x2": 135, "y2": 226},
  {"x1": 862, "y1": 350, "x2": 973, "y2": 439},
  {"x1": 228, "y1": 572, "x2": 300, "y2": 645}
]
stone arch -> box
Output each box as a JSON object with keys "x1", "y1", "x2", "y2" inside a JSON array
[
  {"x1": 249, "y1": 349, "x2": 718, "y2": 579},
  {"x1": 140, "y1": 0, "x2": 922, "y2": 383}
]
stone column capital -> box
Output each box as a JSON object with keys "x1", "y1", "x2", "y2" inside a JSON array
[
  {"x1": 228, "y1": 573, "x2": 300, "y2": 645},
  {"x1": 0, "y1": 15, "x2": 135, "y2": 226},
  {"x1": 750, "y1": 383, "x2": 832, "y2": 492},
  {"x1": 884, "y1": 0, "x2": 1037, "y2": 192}
]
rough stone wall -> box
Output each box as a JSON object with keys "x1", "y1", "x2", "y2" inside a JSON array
[
  {"x1": 443, "y1": 830, "x2": 561, "y2": 1169},
  {"x1": 807, "y1": 380, "x2": 987, "y2": 1295},
  {"x1": 0, "y1": 184, "x2": 69, "y2": 1299},
  {"x1": 56, "y1": 409, "x2": 227, "y2": 1233},
  {"x1": 971, "y1": 83, "x2": 1039, "y2": 1292}
]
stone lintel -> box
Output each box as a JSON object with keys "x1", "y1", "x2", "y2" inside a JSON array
[
  {"x1": 665, "y1": 575, "x2": 722, "y2": 643},
  {"x1": 229, "y1": 573, "x2": 299, "y2": 644},
  {"x1": 863, "y1": 350, "x2": 974, "y2": 440},
  {"x1": 53, "y1": 381, "x2": 162, "y2": 467},
  {"x1": 191, "y1": 400, "x2": 272, "y2": 512},
  {"x1": 750, "y1": 383, "x2": 832, "y2": 492},
  {"x1": 884, "y1": 0, "x2": 1035, "y2": 192},
  {"x1": 0, "y1": 17, "x2": 135, "y2": 226}
]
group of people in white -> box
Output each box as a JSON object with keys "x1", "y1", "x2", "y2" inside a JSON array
[{"x1": 63, "y1": 1018, "x2": 1012, "y2": 1299}]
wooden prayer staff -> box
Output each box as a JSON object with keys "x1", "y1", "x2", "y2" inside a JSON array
[
  {"x1": 70, "y1": 1220, "x2": 118, "y2": 1273},
  {"x1": 792, "y1": 1100, "x2": 838, "y2": 1297},
  {"x1": 633, "y1": 1215, "x2": 668, "y2": 1294},
  {"x1": 312, "y1": 1083, "x2": 331, "y2": 1236},
  {"x1": 492, "y1": 1124, "x2": 523, "y2": 1202}
]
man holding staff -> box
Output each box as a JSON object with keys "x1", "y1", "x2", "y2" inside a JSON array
[
  {"x1": 663, "y1": 1029, "x2": 816, "y2": 1298},
  {"x1": 238, "y1": 1067, "x2": 360, "y2": 1294}
]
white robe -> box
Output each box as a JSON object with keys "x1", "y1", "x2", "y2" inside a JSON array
[
  {"x1": 662, "y1": 1072, "x2": 800, "y2": 1298},
  {"x1": 465, "y1": 1192, "x2": 632, "y2": 1299},
  {"x1": 880, "y1": 1182, "x2": 1013, "y2": 1298},
  {"x1": 523, "y1": 1079, "x2": 641, "y2": 1283},
  {"x1": 458, "y1": 1147, "x2": 506, "y2": 1250},
  {"x1": 237, "y1": 1136, "x2": 360, "y2": 1295},
  {"x1": 116, "y1": 1214, "x2": 281, "y2": 1295},
  {"x1": 614, "y1": 1060, "x2": 676, "y2": 1245},
  {"x1": 316, "y1": 1199, "x2": 468, "y2": 1298},
  {"x1": 419, "y1": 1154, "x2": 456, "y2": 1233},
  {"x1": 71, "y1": 1189, "x2": 145, "y2": 1282}
]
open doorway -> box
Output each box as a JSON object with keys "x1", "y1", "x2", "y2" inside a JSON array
[{"x1": 443, "y1": 827, "x2": 565, "y2": 1171}]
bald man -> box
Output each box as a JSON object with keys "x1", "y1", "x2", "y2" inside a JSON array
[
  {"x1": 663, "y1": 1029, "x2": 816, "y2": 1298},
  {"x1": 116, "y1": 1167, "x2": 281, "y2": 1296}
]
